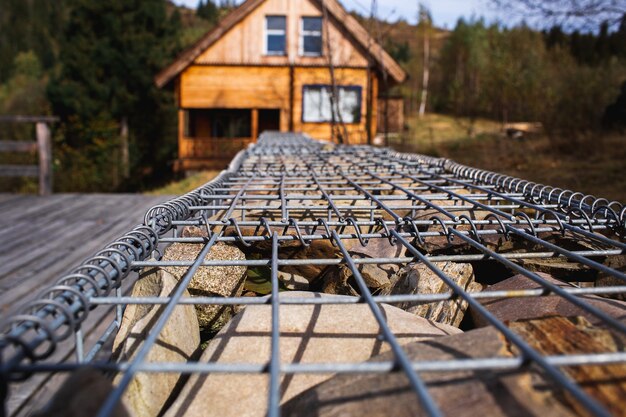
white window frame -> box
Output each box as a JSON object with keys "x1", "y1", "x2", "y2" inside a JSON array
[
  {"x1": 265, "y1": 15, "x2": 287, "y2": 56},
  {"x1": 300, "y1": 16, "x2": 323, "y2": 57}
]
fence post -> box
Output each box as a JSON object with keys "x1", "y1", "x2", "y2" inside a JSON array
[{"x1": 36, "y1": 122, "x2": 52, "y2": 196}]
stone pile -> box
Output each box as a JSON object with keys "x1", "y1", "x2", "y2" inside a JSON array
[{"x1": 36, "y1": 225, "x2": 626, "y2": 417}]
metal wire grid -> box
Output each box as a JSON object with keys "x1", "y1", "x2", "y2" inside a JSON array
[{"x1": 1, "y1": 132, "x2": 626, "y2": 417}]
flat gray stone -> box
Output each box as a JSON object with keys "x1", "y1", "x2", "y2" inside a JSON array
[
  {"x1": 321, "y1": 262, "x2": 394, "y2": 296},
  {"x1": 164, "y1": 291, "x2": 461, "y2": 417}
]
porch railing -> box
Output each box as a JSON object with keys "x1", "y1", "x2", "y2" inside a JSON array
[{"x1": 0, "y1": 115, "x2": 58, "y2": 195}]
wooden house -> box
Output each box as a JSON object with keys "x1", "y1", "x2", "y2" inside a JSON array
[{"x1": 156, "y1": 0, "x2": 407, "y2": 171}]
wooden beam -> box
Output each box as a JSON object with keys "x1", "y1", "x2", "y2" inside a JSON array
[
  {"x1": 0, "y1": 165, "x2": 38, "y2": 177},
  {"x1": 0, "y1": 141, "x2": 37, "y2": 153},
  {"x1": 251, "y1": 109, "x2": 259, "y2": 141},
  {"x1": 36, "y1": 122, "x2": 52, "y2": 196},
  {"x1": 0, "y1": 115, "x2": 59, "y2": 124},
  {"x1": 289, "y1": 65, "x2": 295, "y2": 132},
  {"x1": 120, "y1": 118, "x2": 130, "y2": 180}
]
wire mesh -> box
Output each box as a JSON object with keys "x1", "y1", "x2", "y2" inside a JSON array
[{"x1": 1, "y1": 132, "x2": 625, "y2": 417}]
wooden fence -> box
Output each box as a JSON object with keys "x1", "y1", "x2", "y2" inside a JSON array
[{"x1": 0, "y1": 115, "x2": 57, "y2": 195}]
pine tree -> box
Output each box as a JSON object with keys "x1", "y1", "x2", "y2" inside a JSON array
[
  {"x1": 0, "y1": 0, "x2": 67, "y2": 82},
  {"x1": 197, "y1": 0, "x2": 219, "y2": 23},
  {"x1": 48, "y1": 0, "x2": 181, "y2": 189}
]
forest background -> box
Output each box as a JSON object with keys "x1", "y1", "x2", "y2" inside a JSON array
[{"x1": 0, "y1": 0, "x2": 624, "y2": 196}]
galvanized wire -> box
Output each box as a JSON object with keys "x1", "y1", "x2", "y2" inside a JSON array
[{"x1": 1, "y1": 131, "x2": 625, "y2": 417}]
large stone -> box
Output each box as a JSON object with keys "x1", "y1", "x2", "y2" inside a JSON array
[
  {"x1": 235, "y1": 233, "x2": 343, "y2": 285},
  {"x1": 319, "y1": 239, "x2": 410, "y2": 296},
  {"x1": 416, "y1": 230, "x2": 607, "y2": 286},
  {"x1": 278, "y1": 239, "x2": 344, "y2": 283},
  {"x1": 595, "y1": 254, "x2": 626, "y2": 301},
  {"x1": 382, "y1": 261, "x2": 482, "y2": 327},
  {"x1": 475, "y1": 233, "x2": 605, "y2": 284},
  {"x1": 164, "y1": 291, "x2": 461, "y2": 417},
  {"x1": 277, "y1": 271, "x2": 309, "y2": 290},
  {"x1": 113, "y1": 268, "x2": 200, "y2": 417},
  {"x1": 509, "y1": 234, "x2": 604, "y2": 283},
  {"x1": 509, "y1": 316, "x2": 626, "y2": 416},
  {"x1": 33, "y1": 368, "x2": 130, "y2": 417},
  {"x1": 471, "y1": 273, "x2": 626, "y2": 329},
  {"x1": 282, "y1": 325, "x2": 574, "y2": 417},
  {"x1": 320, "y1": 262, "x2": 393, "y2": 296},
  {"x1": 162, "y1": 241, "x2": 247, "y2": 331},
  {"x1": 348, "y1": 238, "x2": 407, "y2": 260}
]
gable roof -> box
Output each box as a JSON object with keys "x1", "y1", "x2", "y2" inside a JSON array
[{"x1": 155, "y1": 0, "x2": 407, "y2": 87}]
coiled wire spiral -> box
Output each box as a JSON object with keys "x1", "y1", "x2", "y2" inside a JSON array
[{"x1": 0, "y1": 147, "x2": 249, "y2": 381}]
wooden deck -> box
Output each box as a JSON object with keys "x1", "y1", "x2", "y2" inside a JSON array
[{"x1": 0, "y1": 193, "x2": 172, "y2": 416}]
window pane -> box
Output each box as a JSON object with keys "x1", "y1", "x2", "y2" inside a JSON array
[
  {"x1": 303, "y1": 17, "x2": 322, "y2": 32},
  {"x1": 267, "y1": 35, "x2": 286, "y2": 54},
  {"x1": 303, "y1": 87, "x2": 331, "y2": 122},
  {"x1": 266, "y1": 16, "x2": 286, "y2": 30},
  {"x1": 303, "y1": 35, "x2": 322, "y2": 54},
  {"x1": 339, "y1": 88, "x2": 360, "y2": 123},
  {"x1": 303, "y1": 86, "x2": 360, "y2": 123}
]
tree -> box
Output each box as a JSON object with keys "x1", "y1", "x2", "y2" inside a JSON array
[
  {"x1": 489, "y1": 0, "x2": 626, "y2": 28},
  {"x1": 603, "y1": 81, "x2": 626, "y2": 131},
  {"x1": 197, "y1": 0, "x2": 219, "y2": 23},
  {"x1": 48, "y1": 0, "x2": 181, "y2": 190},
  {"x1": 417, "y1": 3, "x2": 432, "y2": 117},
  {"x1": 0, "y1": 0, "x2": 67, "y2": 82}
]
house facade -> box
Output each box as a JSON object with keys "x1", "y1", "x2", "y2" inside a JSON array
[{"x1": 156, "y1": 0, "x2": 406, "y2": 171}]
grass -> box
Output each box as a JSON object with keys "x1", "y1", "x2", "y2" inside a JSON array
[
  {"x1": 146, "y1": 170, "x2": 221, "y2": 196},
  {"x1": 391, "y1": 113, "x2": 626, "y2": 203},
  {"x1": 395, "y1": 113, "x2": 502, "y2": 148}
]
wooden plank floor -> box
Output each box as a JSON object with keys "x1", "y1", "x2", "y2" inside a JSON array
[{"x1": 0, "y1": 193, "x2": 173, "y2": 416}]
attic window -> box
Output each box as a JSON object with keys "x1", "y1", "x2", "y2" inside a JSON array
[
  {"x1": 301, "y1": 17, "x2": 323, "y2": 56},
  {"x1": 265, "y1": 16, "x2": 286, "y2": 56},
  {"x1": 302, "y1": 85, "x2": 361, "y2": 124}
]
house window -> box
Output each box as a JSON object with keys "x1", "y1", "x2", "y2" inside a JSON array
[
  {"x1": 301, "y1": 17, "x2": 323, "y2": 56},
  {"x1": 302, "y1": 85, "x2": 361, "y2": 123},
  {"x1": 265, "y1": 15, "x2": 286, "y2": 55},
  {"x1": 184, "y1": 109, "x2": 251, "y2": 138}
]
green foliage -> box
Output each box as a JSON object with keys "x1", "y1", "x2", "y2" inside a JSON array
[
  {"x1": 0, "y1": 51, "x2": 50, "y2": 147},
  {"x1": 0, "y1": 51, "x2": 49, "y2": 116},
  {"x1": 543, "y1": 15, "x2": 626, "y2": 65},
  {"x1": 197, "y1": 0, "x2": 219, "y2": 23},
  {"x1": 52, "y1": 116, "x2": 123, "y2": 191},
  {"x1": 245, "y1": 267, "x2": 273, "y2": 295},
  {"x1": 603, "y1": 81, "x2": 626, "y2": 131},
  {"x1": 0, "y1": 0, "x2": 67, "y2": 82},
  {"x1": 47, "y1": 0, "x2": 182, "y2": 190},
  {"x1": 385, "y1": 40, "x2": 411, "y2": 64},
  {"x1": 433, "y1": 18, "x2": 626, "y2": 132}
]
